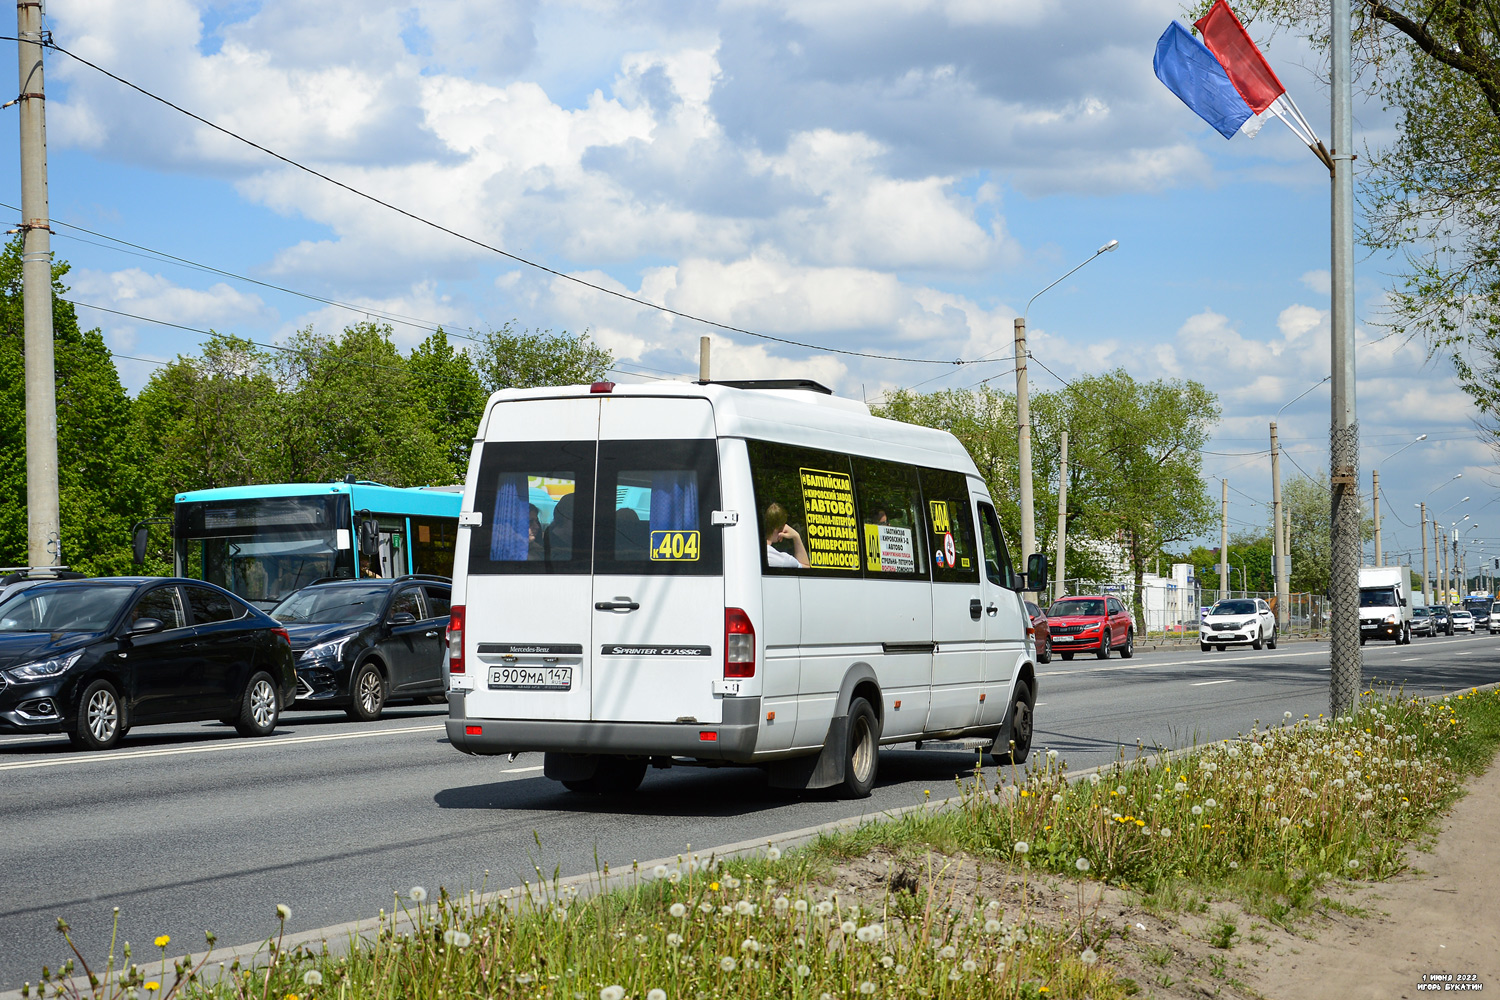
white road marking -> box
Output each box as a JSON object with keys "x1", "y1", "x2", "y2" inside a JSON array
[
  {"x1": 1401, "y1": 657, "x2": 1423, "y2": 662},
  {"x1": 503, "y1": 765, "x2": 544, "y2": 773},
  {"x1": 1190, "y1": 679, "x2": 1236, "y2": 686},
  {"x1": 0, "y1": 724, "x2": 445, "y2": 772}
]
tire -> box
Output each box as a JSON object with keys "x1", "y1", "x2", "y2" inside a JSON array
[
  {"x1": 1216, "y1": 645, "x2": 1225, "y2": 652},
  {"x1": 562, "y1": 756, "x2": 648, "y2": 794},
  {"x1": 836, "y1": 697, "x2": 880, "y2": 799},
  {"x1": 1037, "y1": 635, "x2": 1052, "y2": 665},
  {"x1": 70, "y1": 679, "x2": 125, "y2": 751},
  {"x1": 1252, "y1": 628, "x2": 1264, "y2": 651},
  {"x1": 345, "y1": 663, "x2": 386, "y2": 722},
  {"x1": 234, "y1": 672, "x2": 281, "y2": 738},
  {"x1": 1359, "y1": 637, "x2": 1367, "y2": 646},
  {"x1": 1061, "y1": 651, "x2": 1074, "y2": 661},
  {"x1": 993, "y1": 681, "x2": 1034, "y2": 765},
  {"x1": 1119, "y1": 629, "x2": 1134, "y2": 659},
  {"x1": 1200, "y1": 642, "x2": 1211, "y2": 652},
  {"x1": 1095, "y1": 633, "x2": 1111, "y2": 660},
  {"x1": 1267, "y1": 627, "x2": 1278, "y2": 650}
]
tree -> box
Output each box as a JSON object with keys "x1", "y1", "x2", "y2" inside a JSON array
[
  {"x1": 0, "y1": 237, "x2": 152, "y2": 574},
  {"x1": 473, "y1": 323, "x2": 612, "y2": 392},
  {"x1": 1281, "y1": 471, "x2": 1378, "y2": 594},
  {"x1": 408, "y1": 330, "x2": 488, "y2": 482},
  {"x1": 1206, "y1": 3, "x2": 1500, "y2": 418}
]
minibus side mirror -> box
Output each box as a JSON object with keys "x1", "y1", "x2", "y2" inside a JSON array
[{"x1": 1022, "y1": 553, "x2": 1048, "y2": 593}]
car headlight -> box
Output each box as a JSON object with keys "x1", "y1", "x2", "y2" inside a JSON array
[
  {"x1": 4, "y1": 650, "x2": 84, "y2": 682},
  {"x1": 300, "y1": 636, "x2": 353, "y2": 663},
  {"x1": 1385, "y1": 613, "x2": 1399, "y2": 624}
]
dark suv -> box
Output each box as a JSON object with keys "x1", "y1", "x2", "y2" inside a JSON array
[{"x1": 270, "y1": 576, "x2": 451, "y2": 720}]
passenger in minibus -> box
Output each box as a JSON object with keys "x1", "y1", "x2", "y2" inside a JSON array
[
  {"x1": 527, "y1": 504, "x2": 544, "y2": 560},
  {"x1": 763, "y1": 502, "x2": 810, "y2": 568},
  {"x1": 546, "y1": 493, "x2": 576, "y2": 561}
]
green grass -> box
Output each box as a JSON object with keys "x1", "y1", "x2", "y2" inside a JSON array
[{"x1": 25, "y1": 687, "x2": 1500, "y2": 1000}]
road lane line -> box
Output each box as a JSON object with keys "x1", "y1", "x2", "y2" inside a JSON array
[
  {"x1": 1401, "y1": 656, "x2": 1423, "y2": 661},
  {"x1": 0, "y1": 724, "x2": 445, "y2": 772},
  {"x1": 502, "y1": 765, "x2": 543, "y2": 773},
  {"x1": 1190, "y1": 679, "x2": 1236, "y2": 686}
]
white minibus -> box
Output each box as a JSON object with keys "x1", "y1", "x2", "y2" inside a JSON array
[{"x1": 445, "y1": 379, "x2": 1047, "y2": 798}]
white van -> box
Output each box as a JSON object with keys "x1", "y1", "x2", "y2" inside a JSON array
[{"x1": 444, "y1": 379, "x2": 1046, "y2": 798}]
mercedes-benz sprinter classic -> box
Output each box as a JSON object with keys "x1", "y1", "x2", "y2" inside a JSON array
[{"x1": 444, "y1": 379, "x2": 1046, "y2": 798}]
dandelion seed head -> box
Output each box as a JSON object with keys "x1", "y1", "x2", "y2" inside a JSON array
[
  {"x1": 719, "y1": 957, "x2": 736, "y2": 972},
  {"x1": 275, "y1": 904, "x2": 291, "y2": 921},
  {"x1": 1081, "y1": 947, "x2": 1098, "y2": 965},
  {"x1": 1013, "y1": 841, "x2": 1030, "y2": 854},
  {"x1": 666, "y1": 933, "x2": 683, "y2": 947},
  {"x1": 1075, "y1": 857, "x2": 1091, "y2": 873},
  {"x1": 647, "y1": 991, "x2": 667, "y2": 1000},
  {"x1": 653, "y1": 865, "x2": 669, "y2": 879},
  {"x1": 600, "y1": 987, "x2": 625, "y2": 1000},
  {"x1": 669, "y1": 902, "x2": 687, "y2": 919},
  {"x1": 409, "y1": 887, "x2": 427, "y2": 903}
]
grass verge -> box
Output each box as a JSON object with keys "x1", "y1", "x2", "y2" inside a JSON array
[{"x1": 24, "y1": 686, "x2": 1500, "y2": 1000}]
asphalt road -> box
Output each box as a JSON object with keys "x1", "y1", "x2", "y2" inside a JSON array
[{"x1": 2, "y1": 630, "x2": 1496, "y2": 990}]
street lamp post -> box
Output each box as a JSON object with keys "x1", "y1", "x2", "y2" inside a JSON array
[
  {"x1": 1013, "y1": 239, "x2": 1118, "y2": 564},
  {"x1": 1370, "y1": 434, "x2": 1426, "y2": 566}
]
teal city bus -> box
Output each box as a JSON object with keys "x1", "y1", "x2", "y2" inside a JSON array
[{"x1": 172, "y1": 481, "x2": 463, "y2": 608}]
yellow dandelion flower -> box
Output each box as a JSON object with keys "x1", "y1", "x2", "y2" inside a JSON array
[
  {"x1": 1135, "y1": 819, "x2": 1145, "y2": 826},
  {"x1": 1021, "y1": 790, "x2": 1030, "y2": 797},
  {"x1": 709, "y1": 882, "x2": 720, "y2": 892},
  {"x1": 145, "y1": 984, "x2": 160, "y2": 992},
  {"x1": 154, "y1": 935, "x2": 170, "y2": 948}
]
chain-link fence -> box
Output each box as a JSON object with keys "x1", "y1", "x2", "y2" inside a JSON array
[{"x1": 1054, "y1": 579, "x2": 1330, "y2": 645}]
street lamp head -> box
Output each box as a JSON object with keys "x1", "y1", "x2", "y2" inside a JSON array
[
  {"x1": 1098, "y1": 239, "x2": 1119, "y2": 254},
  {"x1": 1415, "y1": 434, "x2": 1428, "y2": 441}
]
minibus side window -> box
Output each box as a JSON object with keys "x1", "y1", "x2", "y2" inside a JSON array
[
  {"x1": 976, "y1": 501, "x2": 1016, "y2": 589},
  {"x1": 594, "y1": 439, "x2": 723, "y2": 576},
  {"x1": 466, "y1": 440, "x2": 596, "y2": 575},
  {"x1": 747, "y1": 440, "x2": 860, "y2": 575},
  {"x1": 919, "y1": 468, "x2": 979, "y2": 584},
  {"x1": 851, "y1": 457, "x2": 926, "y2": 579}
]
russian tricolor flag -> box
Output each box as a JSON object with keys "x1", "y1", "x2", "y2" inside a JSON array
[{"x1": 1154, "y1": 0, "x2": 1324, "y2": 163}]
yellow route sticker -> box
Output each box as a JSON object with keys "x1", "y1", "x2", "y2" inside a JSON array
[
  {"x1": 929, "y1": 500, "x2": 951, "y2": 534},
  {"x1": 649, "y1": 530, "x2": 701, "y2": 561},
  {"x1": 799, "y1": 467, "x2": 859, "y2": 571}
]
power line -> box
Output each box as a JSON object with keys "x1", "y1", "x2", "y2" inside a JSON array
[{"x1": 36, "y1": 38, "x2": 1011, "y2": 370}]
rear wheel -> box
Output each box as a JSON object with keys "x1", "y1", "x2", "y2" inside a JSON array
[
  {"x1": 1119, "y1": 629, "x2": 1134, "y2": 659},
  {"x1": 1095, "y1": 633, "x2": 1111, "y2": 660},
  {"x1": 234, "y1": 672, "x2": 281, "y2": 738},
  {"x1": 562, "y1": 756, "x2": 648, "y2": 795},
  {"x1": 1267, "y1": 627, "x2": 1278, "y2": 650},
  {"x1": 345, "y1": 663, "x2": 386, "y2": 722},
  {"x1": 71, "y1": 679, "x2": 125, "y2": 751},
  {"x1": 993, "y1": 682, "x2": 1033, "y2": 765},
  {"x1": 837, "y1": 697, "x2": 880, "y2": 799},
  {"x1": 1037, "y1": 635, "x2": 1052, "y2": 664}
]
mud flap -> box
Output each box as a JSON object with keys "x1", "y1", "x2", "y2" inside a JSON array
[
  {"x1": 543, "y1": 752, "x2": 599, "y2": 782},
  {"x1": 767, "y1": 715, "x2": 847, "y2": 790}
]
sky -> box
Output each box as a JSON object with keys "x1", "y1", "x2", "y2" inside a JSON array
[{"x1": 2, "y1": 0, "x2": 1493, "y2": 572}]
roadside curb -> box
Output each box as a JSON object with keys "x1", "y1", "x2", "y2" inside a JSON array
[{"x1": 8, "y1": 677, "x2": 1497, "y2": 1000}]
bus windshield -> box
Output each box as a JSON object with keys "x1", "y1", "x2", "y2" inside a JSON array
[{"x1": 176, "y1": 495, "x2": 352, "y2": 607}]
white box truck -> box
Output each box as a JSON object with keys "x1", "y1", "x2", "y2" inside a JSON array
[{"x1": 1358, "y1": 565, "x2": 1412, "y2": 645}]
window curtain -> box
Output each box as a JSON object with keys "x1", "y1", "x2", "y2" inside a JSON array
[
  {"x1": 649, "y1": 471, "x2": 699, "y2": 532},
  {"x1": 489, "y1": 473, "x2": 530, "y2": 561}
]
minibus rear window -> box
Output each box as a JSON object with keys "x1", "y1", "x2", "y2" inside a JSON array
[
  {"x1": 594, "y1": 439, "x2": 723, "y2": 576},
  {"x1": 467, "y1": 441, "x2": 596, "y2": 575}
]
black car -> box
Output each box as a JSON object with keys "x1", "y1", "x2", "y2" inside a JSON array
[
  {"x1": 1429, "y1": 605, "x2": 1455, "y2": 636},
  {"x1": 0, "y1": 577, "x2": 296, "y2": 751},
  {"x1": 271, "y1": 576, "x2": 451, "y2": 720}
]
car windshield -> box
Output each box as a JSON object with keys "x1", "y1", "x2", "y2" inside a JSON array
[
  {"x1": 1051, "y1": 598, "x2": 1105, "y2": 617},
  {"x1": 1414, "y1": 607, "x2": 1429, "y2": 617},
  {"x1": 0, "y1": 585, "x2": 136, "y2": 632},
  {"x1": 1210, "y1": 600, "x2": 1257, "y2": 616},
  {"x1": 1359, "y1": 589, "x2": 1398, "y2": 607},
  {"x1": 1454, "y1": 610, "x2": 1472, "y2": 619},
  {"x1": 271, "y1": 585, "x2": 387, "y2": 624}
]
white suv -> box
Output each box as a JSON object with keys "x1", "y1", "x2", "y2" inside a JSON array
[{"x1": 1200, "y1": 597, "x2": 1277, "y2": 651}]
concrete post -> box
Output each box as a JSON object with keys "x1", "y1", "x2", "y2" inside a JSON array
[
  {"x1": 1014, "y1": 317, "x2": 1034, "y2": 562},
  {"x1": 1053, "y1": 430, "x2": 1068, "y2": 602}
]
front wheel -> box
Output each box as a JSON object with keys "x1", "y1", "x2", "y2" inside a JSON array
[
  {"x1": 1119, "y1": 629, "x2": 1134, "y2": 659},
  {"x1": 1200, "y1": 641, "x2": 1211, "y2": 652},
  {"x1": 345, "y1": 663, "x2": 386, "y2": 722},
  {"x1": 993, "y1": 681, "x2": 1033, "y2": 765},
  {"x1": 235, "y1": 672, "x2": 281, "y2": 738},
  {"x1": 71, "y1": 679, "x2": 125, "y2": 751},
  {"x1": 1095, "y1": 633, "x2": 1111, "y2": 660},
  {"x1": 1061, "y1": 651, "x2": 1074, "y2": 661},
  {"x1": 1252, "y1": 629, "x2": 1264, "y2": 651},
  {"x1": 837, "y1": 697, "x2": 880, "y2": 799}
]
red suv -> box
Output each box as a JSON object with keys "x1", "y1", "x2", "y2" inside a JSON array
[{"x1": 1046, "y1": 594, "x2": 1135, "y2": 660}]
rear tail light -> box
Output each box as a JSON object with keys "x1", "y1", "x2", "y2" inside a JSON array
[
  {"x1": 725, "y1": 607, "x2": 755, "y2": 678},
  {"x1": 448, "y1": 605, "x2": 465, "y2": 674},
  {"x1": 272, "y1": 627, "x2": 290, "y2": 646}
]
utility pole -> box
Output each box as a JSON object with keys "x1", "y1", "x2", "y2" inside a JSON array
[
  {"x1": 1440, "y1": 524, "x2": 1449, "y2": 605},
  {"x1": 1053, "y1": 430, "x2": 1068, "y2": 601},
  {"x1": 1270, "y1": 421, "x2": 1287, "y2": 629},
  {"x1": 698, "y1": 336, "x2": 710, "y2": 382},
  {"x1": 1371, "y1": 469, "x2": 1382, "y2": 566},
  {"x1": 1328, "y1": 0, "x2": 1361, "y2": 717},
  {"x1": 16, "y1": 0, "x2": 59, "y2": 569},
  {"x1": 1420, "y1": 502, "x2": 1429, "y2": 604},
  {"x1": 1014, "y1": 316, "x2": 1035, "y2": 562},
  {"x1": 1219, "y1": 478, "x2": 1229, "y2": 597}
]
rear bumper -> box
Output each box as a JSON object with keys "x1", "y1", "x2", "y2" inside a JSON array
[{"x1": 446, "y1": 696, "x2": 763, "y2": 762}]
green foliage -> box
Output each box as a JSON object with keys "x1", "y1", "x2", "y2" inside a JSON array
[
  {"x1": 0, "y1": 238, "x2": 152, "y2": 575},
  {"x1": 473, "y1": 322, "x2": 612, "y2": 391}
]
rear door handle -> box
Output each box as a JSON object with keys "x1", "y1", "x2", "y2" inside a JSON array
[
  {"x1": 970, "y1": 599, "x2": 982, "y2": 621},
  {"x1": 425, "y1": 631, "x2": 439, "y2": 638},
  {"x1": 595, "y1": 601, "x2": 640, "y2": 612}
]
